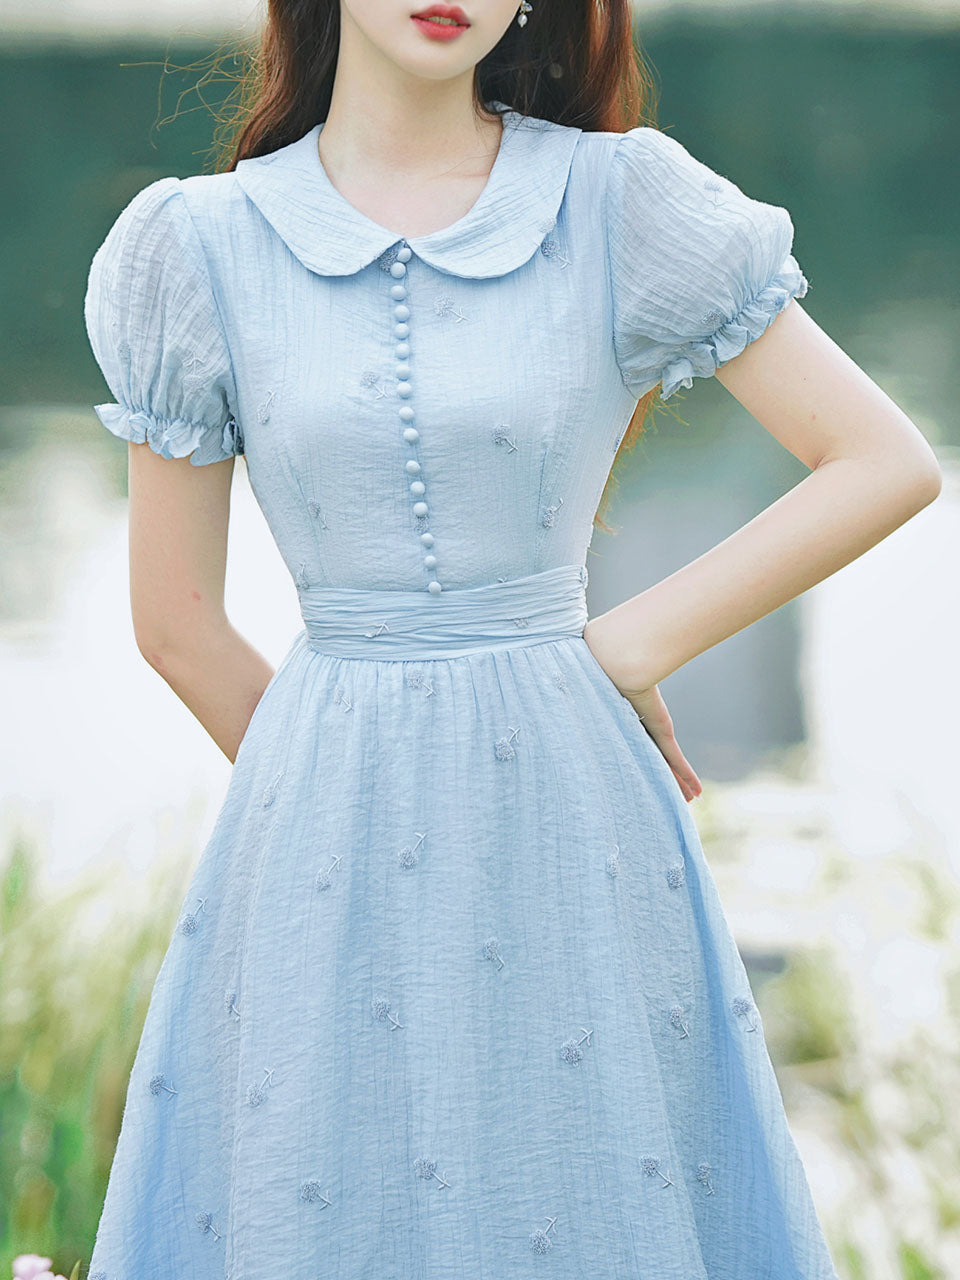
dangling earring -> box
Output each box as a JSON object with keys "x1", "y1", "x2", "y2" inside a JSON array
[{"x1": 517, "y1": 0, "x2": 532, "y2": 26}]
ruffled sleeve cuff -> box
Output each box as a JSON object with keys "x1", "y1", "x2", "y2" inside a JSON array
[
  {"x1": 658, "y1": 254, "x2": 809, "y2": 400},
  {"x1": 94, "y1": 402, "x2": 245, "y2": 467}
]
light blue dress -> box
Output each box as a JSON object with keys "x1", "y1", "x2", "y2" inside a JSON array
[{"x1": 82, "y1": 103, "x2": 838, "y2": 1279}]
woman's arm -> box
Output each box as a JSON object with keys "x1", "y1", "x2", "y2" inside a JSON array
[
  {"x1": 127, "y1": 442, "x2": 275, "y2": 764},
  {"x1": 585, "y1": 299, "x2": 943, "y2": 792}
]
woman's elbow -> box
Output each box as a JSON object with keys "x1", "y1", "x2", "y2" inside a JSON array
[
  {"x1": 902, "y1": 446, "x2": 943, "y2": 513},
  {"x1": 131, "y1": 605, "x2": 224, "y2": 675},
  {"x1": 133, "y1": 618, "x2": 188, "y2": 675}
]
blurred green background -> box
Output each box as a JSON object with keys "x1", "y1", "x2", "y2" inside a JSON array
[{"x1": 2, "y1": 6, "x2": 959, "y2": 1278}]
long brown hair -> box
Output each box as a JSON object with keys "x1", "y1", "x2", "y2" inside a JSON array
[{"x1": 199, "y1": 0, "x2": 667, "y2": 531}]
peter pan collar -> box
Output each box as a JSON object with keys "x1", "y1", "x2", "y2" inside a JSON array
[{"x1": 233, "y1": 104, "x2": 582, "y2": 279}]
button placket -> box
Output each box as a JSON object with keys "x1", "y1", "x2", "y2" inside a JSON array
[{"x1": 387, "y1": 245, "x2": 443, "y2": 594}]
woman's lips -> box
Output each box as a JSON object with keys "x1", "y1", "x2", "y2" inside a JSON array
[{"x1": 411, "y1": 5, "x2": 470, "y2": 39}]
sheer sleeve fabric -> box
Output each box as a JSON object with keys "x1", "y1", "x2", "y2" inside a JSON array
[
  {"x1": 83, "y1": 176, "x2": 244, "y2": 465},
  {"x1": 606, "y1": 127, "x2": 809, "y2": 400}
]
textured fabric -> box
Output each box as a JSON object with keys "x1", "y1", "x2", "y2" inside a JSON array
[
  {"x1": 606, "y1": 127, "x2": 809, "y2": 399},
  {"x1": 84, "y1": 176, "x2": 245, "y2": 465},
  {"x1": 82, "y1": 103, "x2": 837, "y2": 1279}
]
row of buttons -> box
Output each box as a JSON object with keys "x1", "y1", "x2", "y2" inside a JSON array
[{"x1": 387, "y1": 244, "x2": 442, "y2": 595}]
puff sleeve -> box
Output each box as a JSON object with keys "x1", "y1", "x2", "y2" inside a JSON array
[
  {"x1": 606, "y1": 127, "x2": 809, "y2": 400},
  {"x1": 83, "y1": 176, "x2": 244, "y2": 465}
]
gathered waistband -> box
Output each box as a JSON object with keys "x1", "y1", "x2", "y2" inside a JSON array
[{"x1": 297, "y1": 563, "x2": 589, "y2": 659}]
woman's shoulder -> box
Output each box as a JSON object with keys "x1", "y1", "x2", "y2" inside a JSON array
[
  {"x1": 91, "y1": 169, "x2": 246, "y2": 272},
  {"x1": 573, "y1": 122, "x2": 732, "y2": 191}
]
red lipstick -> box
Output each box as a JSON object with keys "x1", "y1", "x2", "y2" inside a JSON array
[{"x1": 411, "y1": 3, "x2": 470, "y2": 40}]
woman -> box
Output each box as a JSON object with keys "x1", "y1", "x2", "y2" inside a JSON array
[{"x1": 82, "y1": 0, "x2": 940, "y2": 1274}]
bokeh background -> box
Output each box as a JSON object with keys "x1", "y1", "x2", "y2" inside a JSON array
[{"x1": 2, "y1": 0, "x2": 959, "y2": 1275}]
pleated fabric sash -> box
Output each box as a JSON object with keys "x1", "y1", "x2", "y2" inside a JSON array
[{"x1": 298, "y1": 562, "x2": 589, "y2": 659}]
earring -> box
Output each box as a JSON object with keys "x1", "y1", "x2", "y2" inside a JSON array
[{"x1": 517, "y1": 0, "x2": 532, "y2": 25}]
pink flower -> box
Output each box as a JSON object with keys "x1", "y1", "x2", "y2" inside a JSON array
[{"x1": 12, "y1": 1259, "x2": 53, "y2": 1280}]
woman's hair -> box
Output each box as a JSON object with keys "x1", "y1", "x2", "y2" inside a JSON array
[{"x1": 204, "y1": 0, "x2": 665, "y2": 531}]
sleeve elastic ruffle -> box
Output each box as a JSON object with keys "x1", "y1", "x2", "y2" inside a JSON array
[
  {"x1": 606, "y1": 127, "x2": 810, "y2": 401},
  {"x1": 92, "y1": 404, "x2": 245, "y2": 466},
  {"x1": 658, "y1": 253, "x2": 808, "y2": 399},
  {"x1": 83, "y1": 176, "x2": 244, "y2": 466}
]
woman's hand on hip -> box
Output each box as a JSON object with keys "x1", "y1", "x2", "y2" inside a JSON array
[{"x1": 583, "y1": 617, "x2": 703, "y2": 803}]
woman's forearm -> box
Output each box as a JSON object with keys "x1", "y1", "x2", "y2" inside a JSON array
[
  {"x1": 586, "y1": 448, "x2": 942, "y2": 695},
  {"x1": 136, "y1": 617, "x2": 275, "y2": 764}
]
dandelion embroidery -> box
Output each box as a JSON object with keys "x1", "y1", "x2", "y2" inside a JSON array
[
  {"x1": 299, "y1": 1179, "x2": 332, "y2": 1206},
  {"x1": 560, "y1": 1027, "x2": 593, "y2": 1064},
  {"x1": 149, "y1": 1073, "x2": 178, "y2": 1097},
  {"x1": 639, "y1": 1155, "x2": 674, "y2": 1187},
  {"x1": 256, "y1": 389, "x2": 276, "y2": 423},
  {"x1": 371, "y1": 995, "x2": 403, "y2": 1028},
  {"x1": 225, "y1": 990, "x2": 241, "y2": 1019},
  {"x1": 666, "y1": 862, "x2": 685, "y2": 889},
  {"x1": 362, "y1": 620, "x2": 391, "y2": 638},
  {"x1": 307, "y1": 499, "x2": 329, "y2": 530},
  {"x1": 482, "y1": 936, "x2": 505, "y2": 970},
  {"x1": 492, "y1": 424, "x2": 519, "y2": 452},
  {"x1": 247, "y1": 1067, "x2": 276, "y2": 1107},
  {"x1": 405, "y1": 669, "x2": 436, "y2": 696},
  {"x1": 360, "y1": 369, "x2": 388, "y2": 398},
  {"x1": 541, "y1": 496, "x2": 564, "y2": 528},
  {"x1": 116, "y1": 338, "x2": 132, "y2": 363},
  {"x1": 540, "y1": 237, "x2": 571, "y2": 268},
  {"x1": 731, "y1": 995, "x2": 759, "y2": 1032},
  {"x1": 434, "y1": 295, "x2": 467, "y2": 322},
  {"x1": 178, "y1": 896, "x2": 207, "y2": 935},
  {"x1": 333, "y1": 685, "x2": 353, "y2": 712},
  {"x1": 397, "y1": 831, "x2": 426, "y2": 869},
  {"x1": 697, "y1": 1160, "x2": 716, "y2": 1194},
  {"x1": 703, "y1": 177, "x2": 727, "y2": 206},
  {"x1": 701, "y1": 308, "x2": 727, "y2": 331},
  {"x1": 513, "y1": 617, "x2": 530, "y2": 628},
  {"x1": 196, "y1": 1210, "x2": 224, "y2": 1239},
  {"x1": 262, "y1": 770, "x2": 283, "y2": 806},
  {"x1": 606, "y1": 844, "x2": 621, "y2": 877},
  {"x1": 315, "y1": 853, "x2": 342, "y2": 892},
  {"x1": 181, "y1": 352, "x2": 206, "y2": 389},
  {"x1": 669, "y1": 1003, "x2": 690, "y2": 1038},
  {"x1": 413, "y1": 1156, "x2": 451, "y2": 1188},
  {"x1": 560, "y1": 1037, "x2": 582, "y2": 1064},
  {"x1": 378, "y1": 244, "x2": 402, "y2": 271},
  {"x1": 529, "y1": 1215, "x2": 558, "y2": 1253},
  {"x1": 494, "y1": 725, "x2": 521, "y2": 761},
  {"x1": 295, "y1": 562, "x2": 310, "y2": 590},
  {"x1": 552, "y1": 671, "x2": 569, "y2": 693}
]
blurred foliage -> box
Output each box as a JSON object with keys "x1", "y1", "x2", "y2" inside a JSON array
[{"x1": 0, "y1": 831, "x2": 192, "y2": 1274}]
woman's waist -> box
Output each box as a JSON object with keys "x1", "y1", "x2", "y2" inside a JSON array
[{"x1": 296, "y1": 562, "x2": 589, "y2": 659}]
